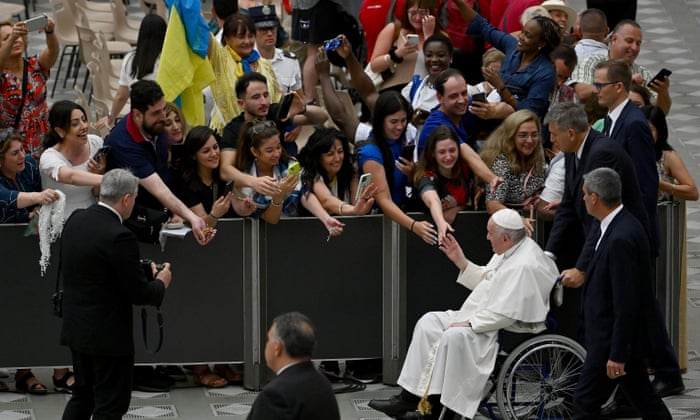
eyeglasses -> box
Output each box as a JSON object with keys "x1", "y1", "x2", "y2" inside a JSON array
[
  {"x1": 593, "y1": 81, "x2": 619, "y2": 90},
  {"x1": 408, "y1": 8, "x2": 429, "y2": 17},
  {"x1": 251, "y1": 120, "x2": 276, "y2": 135},
  {"x1": 515, "y1": 131, "x2": 540, "y2": 140}
]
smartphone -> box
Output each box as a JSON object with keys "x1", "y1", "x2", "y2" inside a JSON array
[
  {"x1": 406, "y1": 34, "x2": 419, "y2": 45},
  {"x1": 354, "y1": 173, "x2": 372, "y2": 204},
  {"x1": 401, "y1": 144, "x2": 416, "y2": 161},
  {"x1": 224, "y1": 180, "x2": 234, "y2": 195},
  {"x1": 472, "y1": 92, "x2": 487, "y2": 103},
  {"x1": 23, "y1": 15, "x2": 48, "y2": 32},
  {"x1": 276, "y1": 93, "x2": 295, "y2": 120},
  {"x1": 647, "y1": 68, "x2": 672, "y2": 87},
  {"x1": 208, "y1": 17, "x2": 220, "y2": 34},
  {"x1": 287, "y1": 160, "x2": 301, "y2": 177},
  {"x1": 92, "y1": 145, "x2": 111, "y2": 160},
  {"x1": 323, "y1": 36, "x2": 342, "y2": 51}
]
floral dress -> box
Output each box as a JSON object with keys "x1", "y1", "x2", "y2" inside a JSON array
[{"x1": 0, "y1": 55, "x2": 50, "y2": 160}]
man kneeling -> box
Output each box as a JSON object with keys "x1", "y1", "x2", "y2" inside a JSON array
[{"x1": 370, "y1": 209, "x2": 559, "y2": 419}]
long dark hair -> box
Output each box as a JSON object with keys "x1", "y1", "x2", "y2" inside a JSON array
[
  {"x1": 642, "y1": 105, "x2": 672, "y2": 161},
  {"x1": 364, "y1": 91, "x2": 411, "y2": 188},
  {"x1": 413, "y1": 125, "x2": 466, "y2": 185},
  {"x1": 44, "y1": 100, "x2": 88, "y2": 148},
  {"x1": 298, "y1": 128, "x2": 354, "y2": 200},
  {"x1": 531, "y1": 15, "x2": 561, "y2": 58},
  {"x1": 131, "y1": 14, "x2": 167, "y2": 79},
  {"x1": 234, "y1": 120, "x2": 286, "y2": 171},
  {"x1": 180, "y1": 126, "x2": 218, "y2": 192}
]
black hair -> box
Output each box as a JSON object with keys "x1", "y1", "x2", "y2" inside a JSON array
[
  {"x1": 366, "y1": 91, "x2": 411, "y2": 190},
  {"x1": 531, "y1": 15, "x2": 561, "y2": 58},
  {"x1": 180, "y1": 126, "x2": 219, "y2": 192},
  {"x1": 235, "y1": 72, "x2": 268, "y2": 98},
  {"x1": 44, "y1": 100, "x2": 88, "y2": 148},
  {"x1": 213, "y1": 0, "x2": 238, "y2": 20},
  {"x1": 423, "y1": 33, "x2": 454, "y2": 57},
  {"x1": 272, "y1": 312, "x2": 315, "y2": 358},
  {"x1": 131, "y1": 14, "x2": 167, "y2": 80},
  {"x1": 641, "y1": 105, "x2": 672, "y2": 160},
  {"x1": 130, "y1": 80, "x2": 165, "y2": 113},
  {"x1": 551, "y1": 45, "x2": 577, "y2": 70},
  {"x1": 298, "y1": 127, "x2": 354, "y2": 200},
  {"x1": 234, "y1": 120, "x2": 286, "y2": 171},
  {"x1": 629, "y1": 84, "x2": 651, "y2": 107},
  {"x1": 222, "y1": 13, "x2": 256, "y2": 46}
]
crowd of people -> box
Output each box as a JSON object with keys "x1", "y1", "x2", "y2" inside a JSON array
[{"x1": 1, "y1": 0, "x2": 698, "y2": 418}]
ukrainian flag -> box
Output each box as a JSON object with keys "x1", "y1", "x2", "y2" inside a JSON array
[{"x1": 156, "y1": 0, "x2": 215, "y2": 126}]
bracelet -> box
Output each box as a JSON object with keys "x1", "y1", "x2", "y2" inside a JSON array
[
  {"x1": 271, "y1": 200, "x2": 282, "y2": 207},
  {"x1": 209, "y1": 213, "x2": 219, "y2": 219},
  {"x1": 498, "y1": 85, "x2": 507, "y2": 94},
  {"x1": 338, "y1": 202, "x2": 344, "y2": 215},
  {"x1": 410, "y1": 220, "x2": 416, "y2": 232},
  {"x1": 388, "y1": 46, "x2": 403, "y2": 64},
  {"x1": 384, "y1": 54, "x2": 393, "y2": 66}
]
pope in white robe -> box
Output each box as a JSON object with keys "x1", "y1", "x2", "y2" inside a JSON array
[{"x1": 372, "y1": 209, "x2": 559, "y2": 419}]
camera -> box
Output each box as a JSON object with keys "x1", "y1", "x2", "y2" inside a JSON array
[{"x1": 141, "y1": 259, "x2": 165, "y2": 282}]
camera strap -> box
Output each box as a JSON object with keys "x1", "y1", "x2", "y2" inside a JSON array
[{"x1": 141, "y1": 306, "x2": 164, "y2": 354}]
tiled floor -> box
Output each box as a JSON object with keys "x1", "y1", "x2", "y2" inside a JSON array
[{"x1": 4, "y1": 0, "x2": 700, "y2": 418}]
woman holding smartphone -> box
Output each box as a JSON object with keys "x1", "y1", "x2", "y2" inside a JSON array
[
  {"x1": 357, "y1": 91, "x2": 437, "y2": 244},
  {"x1": 298, "y1": 127, "x2": 376, "y2": 216},
  {"x1": 414, "y1": 125, "x2": 473, "y2": 244}
]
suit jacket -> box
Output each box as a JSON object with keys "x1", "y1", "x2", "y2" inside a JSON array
[
  {"x1": 580, "y1": 208, "x2": 653, "y2": 364},
  {"x1": 247, "y1": 361, "x2": 340, "y2": 420},
  {"x1": 60, "y1": 204, "x2": 165, "y2": 357},
  {"x1": 609, "y1": 101, "x2": 660, "y2": 251},
  {"x1": 546, "y1": 129, "x2": 651, "y2": 271}
]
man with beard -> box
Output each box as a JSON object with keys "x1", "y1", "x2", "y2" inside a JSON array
[
  {"x1": 219, "y1": 72, "x2": 327, "y2": 193},
  {"x1": 106, "y1": 81, "x2": 210, "y2": 245}
]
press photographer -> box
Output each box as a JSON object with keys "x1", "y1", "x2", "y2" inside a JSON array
[{"x1": 59, "y1": 168, "x2": 172, "y2": 420}]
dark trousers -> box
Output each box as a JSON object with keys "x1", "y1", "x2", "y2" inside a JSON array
[
  {"x1": 573, "y1": 354, "x2": 671, "y2": 420},
  {"x1": 62, "y1": 349, "x2": 134, "y2": 420},
  {"x1": 645, "y1": 296, "x2": 681, "y2": 380},
  {"x1": 586, "y1": 0, "x2": 636, "y2": 30}
]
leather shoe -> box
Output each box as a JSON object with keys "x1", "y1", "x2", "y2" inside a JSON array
[
  {"x1": 652, "y1": 377, "x2": 685, "y2": 398},
  {"x1": 599, "y1": 399, "x2": 638, "y2": 419},
  {"x1": 368, "y1": 395, "x2": 418, "y2": 417}
]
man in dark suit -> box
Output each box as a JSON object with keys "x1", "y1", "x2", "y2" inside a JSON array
[
  {"x1": 247, "y1": 312, "x2": 340, "y2": 420},
  {"x1": 572, "y1": 167, "x2": 671, "y2": 419},
  {"x1": 60, "y1": 169, "x2": 172, "y2": 420},
  {"x1": 544, "y1": 103, "x2": 684, "y2": 414}
]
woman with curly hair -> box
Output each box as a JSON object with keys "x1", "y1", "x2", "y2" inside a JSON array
[
  {"x1": 480, "y1": 109, "x2": 546, "y2": 233},
  {"x1": 298, "y1": 127, "x2": 376, "y2": 216}
]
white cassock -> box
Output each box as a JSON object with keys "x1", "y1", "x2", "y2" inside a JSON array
[{"x1": 397, "y1": 237, "x2": 560, "y2": 418}]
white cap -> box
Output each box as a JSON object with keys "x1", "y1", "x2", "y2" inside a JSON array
[{"x1": 492, "y1": 208, "x2": 524, "y2": 230}]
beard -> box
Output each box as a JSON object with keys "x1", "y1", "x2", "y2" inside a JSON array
[{"x1": 143, "y1": 119, "x2": 165, "y2": 137}]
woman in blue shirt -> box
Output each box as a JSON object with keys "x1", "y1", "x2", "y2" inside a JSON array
[
  {"x1": 357, "y1": 91, "x2": 437, "y2": 244},
  {"x1": 453, "y1": 0, "x2": 560, "y2": 121}
]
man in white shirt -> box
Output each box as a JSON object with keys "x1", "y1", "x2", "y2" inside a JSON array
[
  {"x1": 369, "y1": 208, "x2": 559, "y2": 419},
  {"x1": 574, "y1": 8, "x2": 609, "y2": 62}
]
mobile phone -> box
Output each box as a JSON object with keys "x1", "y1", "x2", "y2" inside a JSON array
[
  {"x1": 401, "y1": 144, "x2": 416, "y2": 161},
  {"x1": 92, "y1": 145, "x2": 111, "y2": 160},
  {"x1": 354, "y1": 173, "x2": 372, "y2": 204},
  {"x1": 472, "y1": 92, "x2": 487, "y2": 103},
  {"x1": 323, "y1": 36, "x2": 342, "y2": 51},
  {"x1": 224, "y1": 180, "x2": 234, "y2": 195},
  {"x1": 647, "y1": 68, "x2": 672, "y2": 87},
  {"x1": 23, "y1": 15, "x2": 48, "y2": 32},
  {"x1": 276, "y1": 93, "x2": 295, "y2": 120},
  {"x1": 406, "y1": 34, "x2": 419, "y2": 45},
  {"x1": 287, "y1": 160, "x2": 301, "y2": 177}
]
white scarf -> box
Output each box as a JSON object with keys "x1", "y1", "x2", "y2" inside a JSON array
[{"x1": 39, "y1": 190, "x2": 66, "y2": 276}]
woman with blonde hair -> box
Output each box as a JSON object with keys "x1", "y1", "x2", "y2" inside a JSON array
[{"x1": 480, "y1": 109, "x2": 546, "y2": 232}]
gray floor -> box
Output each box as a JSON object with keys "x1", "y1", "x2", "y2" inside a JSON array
[{"x1": 4, "y1": 0, "x2": 700, "y2": 418}]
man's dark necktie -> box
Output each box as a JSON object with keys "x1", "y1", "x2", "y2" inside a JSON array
[{"x1": 603, "y1": 115, "x2": 612, "y2": 137}]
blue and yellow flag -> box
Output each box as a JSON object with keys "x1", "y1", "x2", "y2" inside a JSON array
[{"x1": 156, "y1": 0, "x2": 215, "y2": 126}]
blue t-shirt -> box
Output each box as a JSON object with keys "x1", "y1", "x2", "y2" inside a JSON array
[
  {"x1": 357, "y1": 139, "x2": 406, "y2": 206},
  {"x1": 105, "y1": 113, "x2": 171, "y2": 210},
  {"x1": 418, "y1": 108, "x2": 470, "y2": 158},
  {"x1": 468, "y1": 15, "x2": 555, "y2": 118},
  {"x1": 0, "y1": 154, "x2": 41, "y2": 223}
]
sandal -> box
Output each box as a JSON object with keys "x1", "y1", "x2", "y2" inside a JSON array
[
  {"x1": 213, "y1": 364, "x2": 243, "y2": 385},
  {"x1": 192, "y1": 367, "x2": 227, "y2": 388},
  {"x1": 53, "y1": 371, "x2": 75, "y2": 394},
  {"x1": 15, "y1": 370, "x2": 48, "y2": 395}
]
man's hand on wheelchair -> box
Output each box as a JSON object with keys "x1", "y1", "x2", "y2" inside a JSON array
[
  {"x1": 559, "y1": 268, "x2": 585, "y2": 288},
  {"x1": 449, "y1": 321, "x2": 471, "y2": 328}
]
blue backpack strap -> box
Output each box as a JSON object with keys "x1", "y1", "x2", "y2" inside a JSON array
[{"x1": 409, "y1": 74, "x2": 422, "y2": 103}]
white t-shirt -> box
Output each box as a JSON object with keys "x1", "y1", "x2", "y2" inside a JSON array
[
  {"x1": 119, "y1": 51, "x2": 160, "y2": 87},
  {"x1": 39, "y1": 135, "x2": 104, "y2": 217}
]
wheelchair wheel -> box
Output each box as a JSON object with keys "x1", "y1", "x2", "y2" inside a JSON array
[{"x1": 495, "y1": 334, "x2": 586, "y2": 419}]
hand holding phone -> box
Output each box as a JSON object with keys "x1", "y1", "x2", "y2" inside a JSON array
[
  {"x1": 354, "y1": 173, "x2": 372, "y2": 204},
  {"x1": 401, "y1": 145, "x2": 416, "y2": 162},
  {"x1": 276, "y1": 93, "x2": 295, "y2": 121},
  {"x1": 323, "y1": 36, "x2": 342, "y2": 51},
  {"x1": 647, "y1": 68, "x2": 672, "y2": 87},
  {"x1": 406, "y1": 34, "x2": 419, "y2": 45},
  {"x1": 287, "y1": 161, "x2": 301, "y2": 177},
  {"x1": 471, "y1": 92, "x2": 487, "y2": 103},
  {"x1": 23, "y1": 15, "x2": 48, "y2": 32}
]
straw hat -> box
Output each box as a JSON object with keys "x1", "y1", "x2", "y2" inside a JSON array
[{"x1": 541, "y1": 0, "x2": 576, "y2": 30}]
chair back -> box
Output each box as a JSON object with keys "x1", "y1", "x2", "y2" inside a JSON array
[
  {"x1": 49, "y1": 0, "x2": 79, "y2": 46},
  {"x1": 111, "y1": 0, "x2": 139, "y2": 45}
]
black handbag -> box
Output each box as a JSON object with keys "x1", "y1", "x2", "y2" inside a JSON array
[{"x1": 124, "y1": 204, "x2": 169, "y2": 244}]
